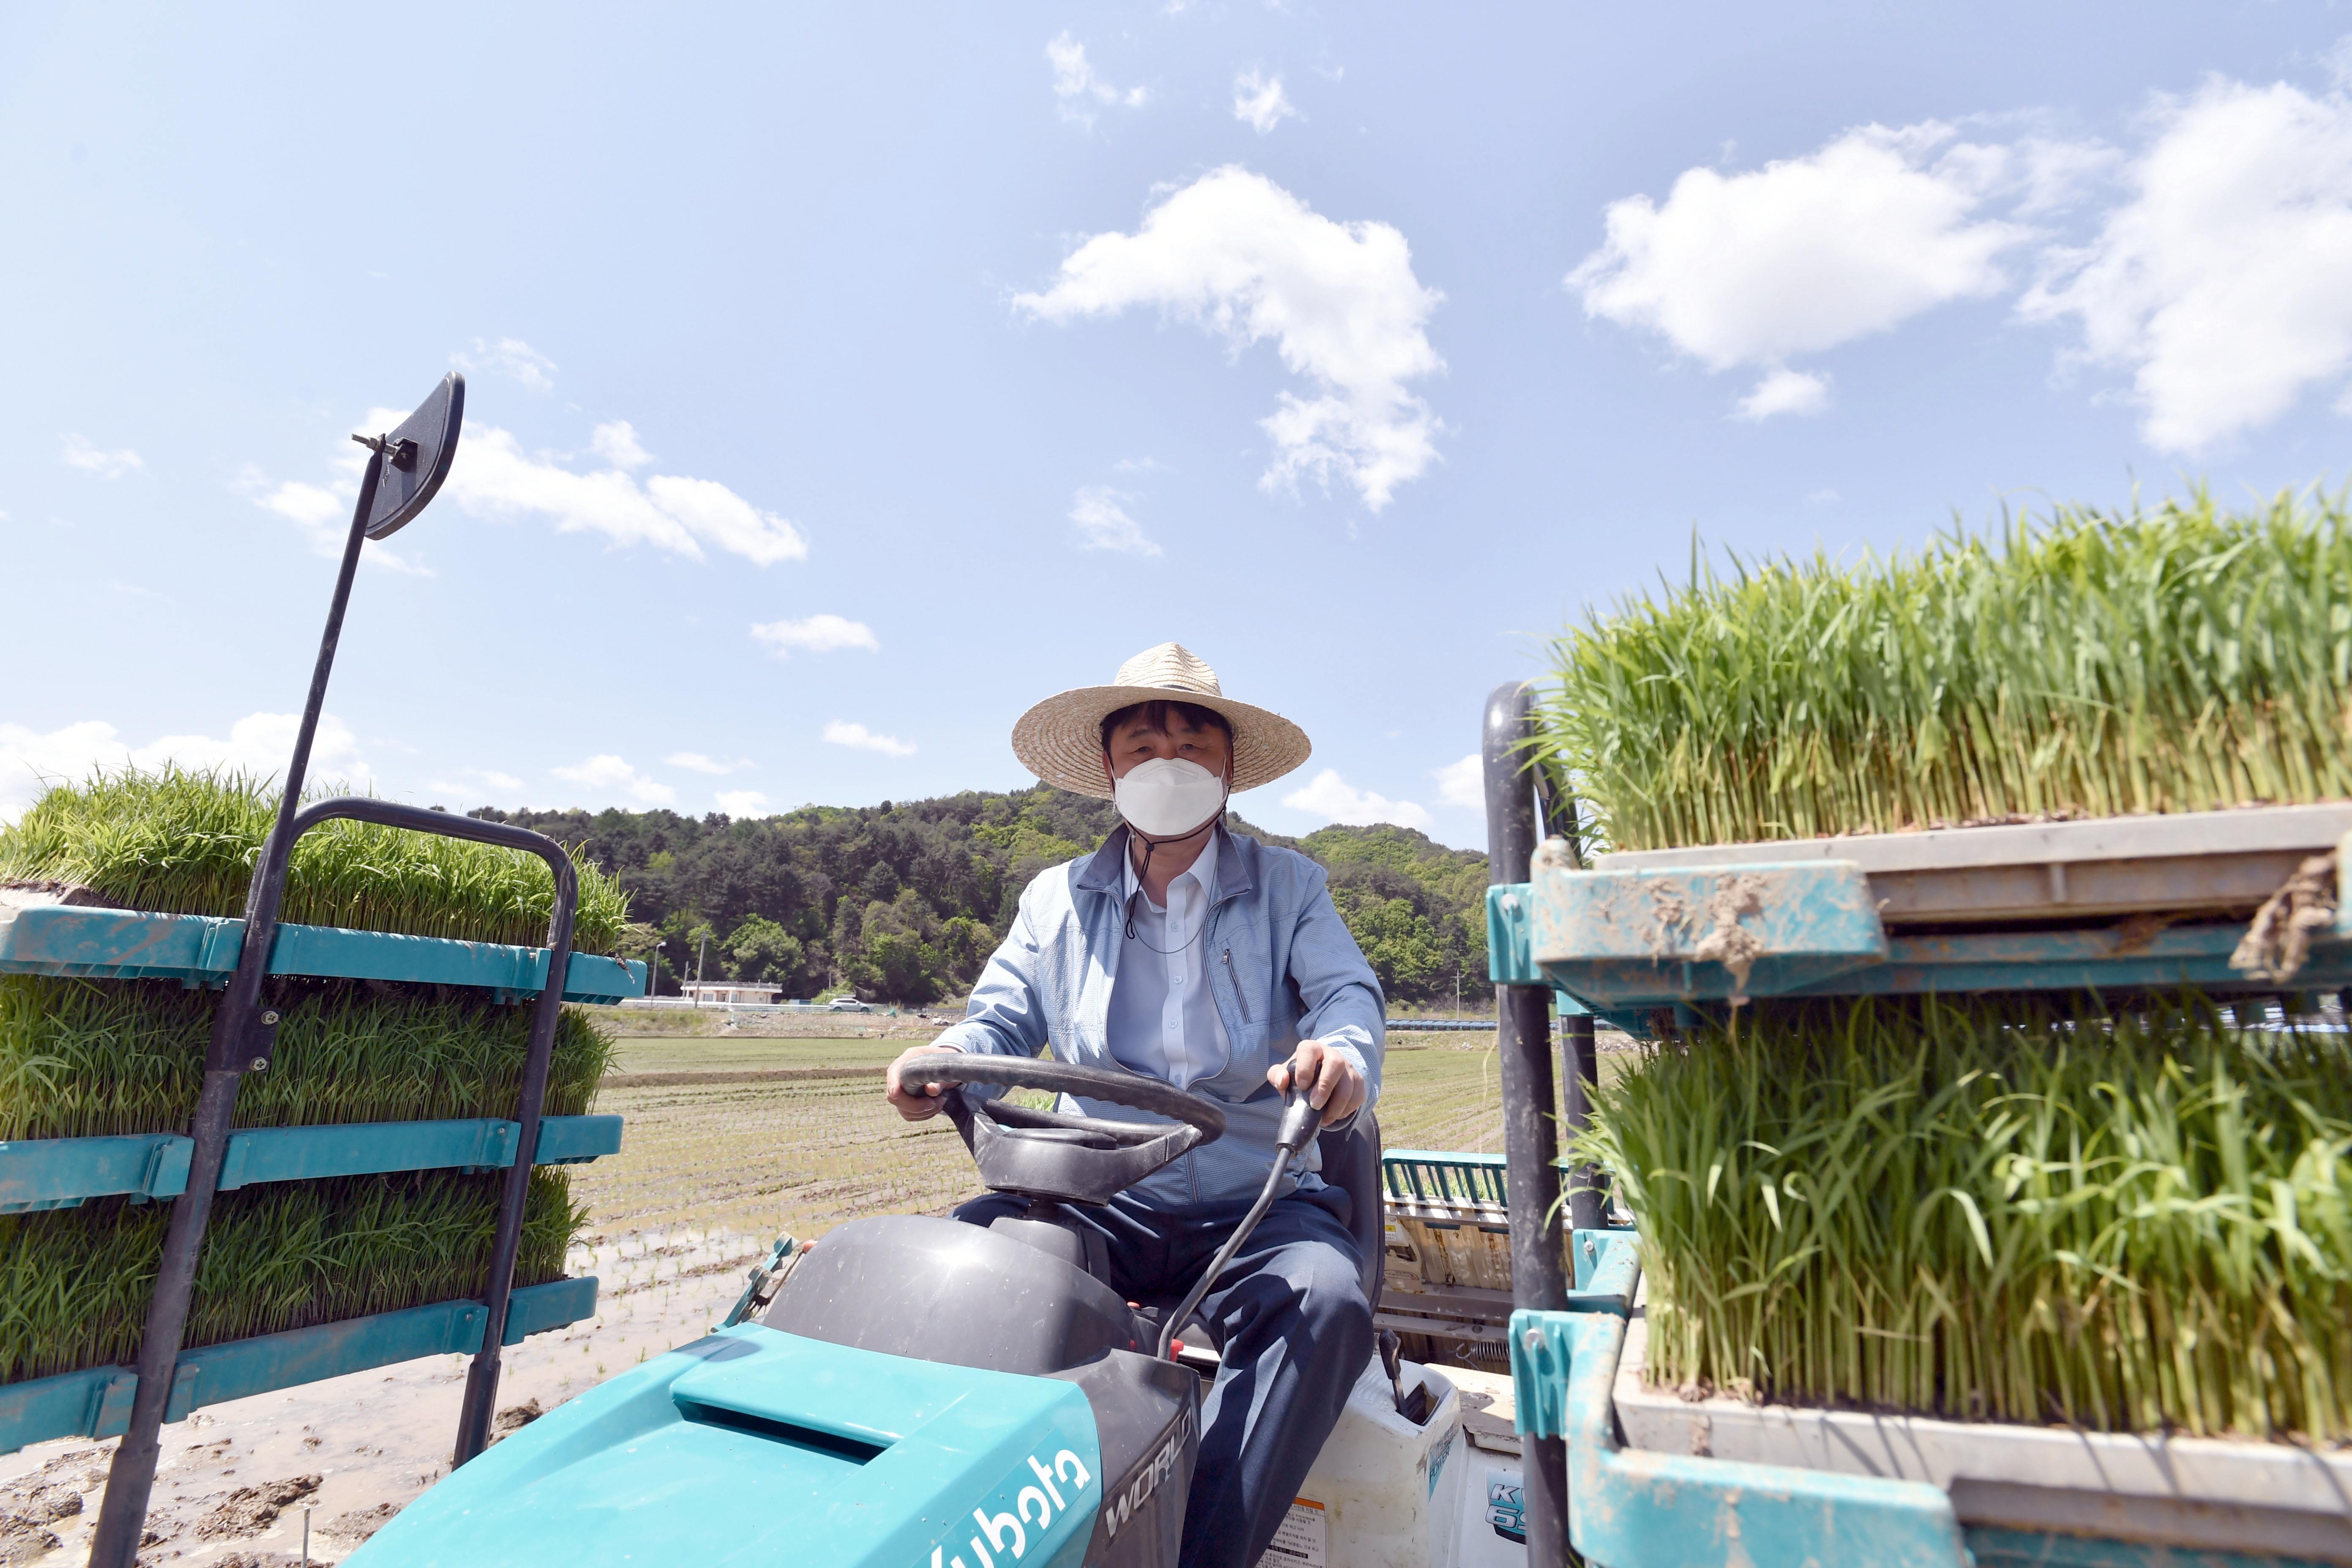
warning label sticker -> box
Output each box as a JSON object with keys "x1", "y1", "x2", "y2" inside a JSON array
[{"x1": 1256, "y1": 1496, "x2": 1328, "y2": 1567}]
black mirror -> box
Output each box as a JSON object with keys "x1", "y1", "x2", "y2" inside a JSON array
[{"x1": 359, "y1": 371, "x2": 465, "y2": 539}]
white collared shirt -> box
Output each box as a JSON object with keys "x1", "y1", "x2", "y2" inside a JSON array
[{"x1": 1105, "y1": 830, "x2": 1232, "y2": 1090}]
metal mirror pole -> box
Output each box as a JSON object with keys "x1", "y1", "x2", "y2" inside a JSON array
[
  {"x1": 1483, "y1": 680, "x2": 1569, "y2": 1568},
  {"x1": 87, "y1": 452, "x2": 387, "y2": 1568}
]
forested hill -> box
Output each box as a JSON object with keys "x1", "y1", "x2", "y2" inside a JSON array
[{"x1": 470, "y1": 786, "x2": 1490, "y2": 1007}]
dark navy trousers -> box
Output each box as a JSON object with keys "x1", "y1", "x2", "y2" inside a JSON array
[{"x1": 953, "y1": 1186, "x2": 1374, "y2": 1568}]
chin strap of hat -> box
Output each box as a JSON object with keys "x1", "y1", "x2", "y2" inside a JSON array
[{"x1": 1123, "y1": 801, "x2": 1227, "y2": 943}]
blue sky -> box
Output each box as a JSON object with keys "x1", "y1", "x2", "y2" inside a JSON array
[{"x1": 5, "y1": 3, "x2": 2349, "y2": 850}]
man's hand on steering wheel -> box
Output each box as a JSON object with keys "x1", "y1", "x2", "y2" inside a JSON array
[
  {"x1": 1268, "y1": 1038, "x2": 1365, "y2": 1125},
  {"x1": 893, "y1": 1038, "x2": 1359, "y2": 1124},
  {"x1": 886, "y1": 1042, "x2": 961, "y2": 1121}
]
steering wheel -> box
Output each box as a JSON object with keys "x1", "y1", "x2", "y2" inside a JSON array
[{"x1": 895, "y1": 1050, "x2": 1225, "y2": 1206}]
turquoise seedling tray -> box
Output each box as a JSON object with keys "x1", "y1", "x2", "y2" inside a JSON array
[
  {"x1": 0, "y1": 903, "x2": 646, "y2": 1003},
  {"x1": 0, "y1": 1114, "x2": 624, "y2": 1215},
  {"x1": 0, "y1": 1276, "x2": 599, "y2": 1456}
]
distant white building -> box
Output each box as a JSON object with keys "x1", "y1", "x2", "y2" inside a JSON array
[{"x1": 675, "y1": 980, "x2": 785, "y2": 1005}]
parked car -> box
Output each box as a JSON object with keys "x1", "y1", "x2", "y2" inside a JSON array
[{"x1": 826, "y1": 996, "x2": 872, "y2": 1013}]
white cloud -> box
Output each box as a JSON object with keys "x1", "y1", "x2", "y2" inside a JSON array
[
  {"x1": 715, "y1": 789, "x2": 770, "y2": 817},
  {"x1": 665, "y1": 752, "x2": 754, "y2": 775},
  {"x1": 247, "y1": 407, "x2": 805, "y2": 572},
  {"x1": 60, "y1": 436, "x2": 142, "y2": 478},
  {"x1": 1017, "y1": 167, "x2": 1445, "y2": 510},
  {"x1": 0, "y1": 721, "x2": 132, "y2": 820},
  {"x1": 591, "y1": 420, "x2": 654, "y2": 470},
  {"x1": 2020, "y1": 75, "x2": 2352, "y2": 452},
  {"x1": 1047, "y1": 33, "x2": 1146, "y2": 128},
  {"x1": 455, "y1": 337, "x2": 557, "y2": 392},
  {"x1": 1233, "y1": 70, "x2": 1300, "y2": 134},
  {"x1": 1, "y1": 713, "x2": 370, "y2": 821},
  {"x1": 640, "y1": 473, "x2": 810, "y2": 565},
  {"x1": 1736, "y1": 368, "x2": 1831, "y2": 422},
  {"x1": 1433, "y1": 753, "x2": 1483, "y2": 811},
  {"x1": 449, "y1": 425, "x2": 808, "y2": 566},
  {"x1": 750, "y1": 613, "x2": 879, "y2": 657},
  {"x1": 550, "y1": 754, "x2": 676, "y2": 806},
  {"x1": 823, "y1": 721, "x2": 917, "y2": 758},
  {"x1": 1281, "y1": 767, "x2": 1432, "y2": 829},
  {"x1": 1069, "y1": 487, "x2": 1161, "y2": 556},
  {"x1": 2011, "y1": 136, "x2": 2125, "y2": 219},
  {"x1": 235, "y1": 410, "x2": 437, "y2": 575},
  {"x1": 249, "y1": 476, "x2": 345, "y2": 528},
  {"x1": 425, "y1": 767, "x2": 526, "y2": 800},
  {"x1": 1569, "y1": 122, "x2": 2030, "y2": 417},
  {"x1": 147, "y1": 713, "x2": 369, "y2": 783}
]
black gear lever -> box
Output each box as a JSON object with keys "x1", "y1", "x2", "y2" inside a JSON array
[{"x1": 1155, "y1": 1062, "x2": 1327, "y2": 1361}]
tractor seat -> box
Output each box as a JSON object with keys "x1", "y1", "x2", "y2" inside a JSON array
[{"x1": 1130, "y1": 1116, "x2": 1384, "y2": 1358}]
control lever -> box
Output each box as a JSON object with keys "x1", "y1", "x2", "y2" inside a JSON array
[
  {"x1": 1156, "y1": 1065, "x2": 1326, "y2": 1361},
  {"x1": 1379, "y1": 1329, "x2": 1431, "y2": 1424},
  {"x1": 720, "y1": 1235, "x2": 802, "y2": 1328}
]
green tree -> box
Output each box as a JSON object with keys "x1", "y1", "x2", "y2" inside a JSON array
[
  {"x1": 841, "y1": 888, "x2": 951, "y2": 1002},
  {"x1": 722, "y1": 915, "x2": 808, "y2": 990},
  {"x1": 471, "y1": 786, "x2": 1489, "y2": 1006},
  {"x1": 1331, "y1": 887, "x2": 1448, "y2": 998},
  {"x1": 938, "y1": 915, "x2": 996, "y2": 984}
]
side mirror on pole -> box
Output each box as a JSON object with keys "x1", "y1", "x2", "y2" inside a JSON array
[
  {"x1": 88, "y1": 372, "x2": 471, "y2": 1568},
  {"x1": 357, "y1": 371, "x2": 464, "y2": 539}
]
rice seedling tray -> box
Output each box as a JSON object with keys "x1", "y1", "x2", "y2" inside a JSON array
[
  {"x1": 1381, "y1": 1153, "x2": 1629, "y2": 1279},
  {"x1": 1534, "y1": 490, "x2": 2352, "y2": 858},
  {"x1": 0, "y1": 895, "x2": 646, "y2": 1003},
  {"x1": 1381, "y1": 1143, "x2": 1637, "y2": 1360},
  {"x1": 1606, "y1": 1312, "x2": 2352, "y2": 1564},
  {"x1": 1491, "y1": 804, "x2": 2352, "y2": 1024},
  {"x1": 0, "y1": 1113, "x2": 623, "y2": 1214},
  {"x1": 1509, "y1": 1247, "x2": 2352, "y2": 1568},
  {"x1": 1592, "y1": 803, "x2": 2352, "y2": 928},
  {"x1": 0, "y1": 1275, "x2": 596, "y2": 1456}
]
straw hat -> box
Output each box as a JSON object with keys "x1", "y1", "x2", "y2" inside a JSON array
[{"x1": 1012, "y1": 642, "x2": 1312, "y2": 800}]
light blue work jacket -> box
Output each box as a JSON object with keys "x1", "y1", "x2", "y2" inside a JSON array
[{"x1": 935, "y1": 822, "x2": 1386, "y2": 1210}]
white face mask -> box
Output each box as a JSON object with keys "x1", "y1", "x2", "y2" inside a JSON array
[{"x1": 1113, "y1": 756, "x2": 1228, "y2": 839}]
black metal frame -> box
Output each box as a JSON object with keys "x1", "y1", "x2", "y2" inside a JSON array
[
  {"x1": 1483, "y1": 680, "x2": 1573, "y2": 1568},
  {"x1": 89, "y1": 389, "x2": 571, "y2": 1567}
]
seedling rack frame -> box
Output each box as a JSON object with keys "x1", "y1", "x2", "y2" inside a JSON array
[
  {"x1": 0, "y1": 376, "x2": 646, "y2": 1567},
  {"x1": 1478, "y1": 681, "x2": 2352, "y2": 1566}
]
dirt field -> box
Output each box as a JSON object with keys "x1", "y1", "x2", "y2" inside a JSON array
[{"x1": 5, "y1": 1026, "x2": 1560, "y2": 1565}]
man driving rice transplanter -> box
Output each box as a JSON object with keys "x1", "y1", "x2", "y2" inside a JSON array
[{"x1": 883, "y1": 642, "x2": 1386, "y2": 1568}]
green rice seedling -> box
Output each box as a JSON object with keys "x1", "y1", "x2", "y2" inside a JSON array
[
  {"x1": 1535, "y1": 486, "x2": 2352, "y2": 849},
  {"x1": 0, "y1": 976, "x2": 615, "y2": 1141},
  {"x1": 0, "y1": 1168, "x2": 585, "y2": 1386},
  {"x1": 1572, "y1": 994, "x2": 2352, "y2": 1441},
  {"x1": 0, "y1": 767, "x2": 629, "y2": 951}
]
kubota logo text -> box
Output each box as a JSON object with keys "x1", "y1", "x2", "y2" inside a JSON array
[{"x1": 929, "y1": 1448, "x2": 1092, "y2": 1568}]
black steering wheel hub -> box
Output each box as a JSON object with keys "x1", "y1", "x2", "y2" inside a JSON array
[{"x1": 897, "y1": 1050, "x2": 1225, "y2": 1205}]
